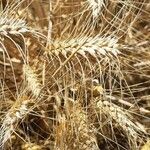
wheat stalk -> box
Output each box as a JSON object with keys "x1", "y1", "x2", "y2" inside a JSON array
[{"x1": 54, "y1": 99, "x2": 99, "y2": 150}]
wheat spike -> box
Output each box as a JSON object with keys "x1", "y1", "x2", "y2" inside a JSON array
[
  {"x1": 95, "y1": 99, "x2": 146, "y2": 139},
  {"x1": 0, "y1": 98, "x2": 30, "y2": 149},
  {"x1": 87, "y1": 0, "x2": 104, "y2": 18},
  {"x1": 21, "y1": 142, "x2": 43, "y2": 150},
  {"x1": 45, "y1": 35, "x2": 120, "y2": 78},
  {"x1": 49, "y1": 36, "x2": 120, "y2": 58},
  {"x1": 0, "y1": 16, "x2": 29, "y2": 36},
  {"x1": 23, "y1": 64, "x2": 42, "y2": 98},
  {"x1": 0, "y1": 0, "x2": 43, "y2": 37}
]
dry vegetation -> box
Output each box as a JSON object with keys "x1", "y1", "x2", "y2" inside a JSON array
[{"x1": 0, "y1": 0, "x2": 150, "y2": 150}]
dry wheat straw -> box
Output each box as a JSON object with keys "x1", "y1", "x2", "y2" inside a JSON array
[
  {"x1": 55, "y1": 101, "x2": 99, "y2": 150},
  {"x1": 0, "y1": 0, "x2": 149, "y2": 149},
  {"x1": 134, "y1": 61, "x2": 150, "y2": 67},
  {"x1": 70, "y1": 107, "x2": 99, "y2": 150},
  {"x1": 95, "y1": 99, "x2": 146, "y2": 139},
  {"x1": 23, "y1": 64, "x2": 42, "y2": 98}
]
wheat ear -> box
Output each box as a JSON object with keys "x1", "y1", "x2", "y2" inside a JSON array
[
  {"x1": 0, "y1": 98, "x2": 30, "y2": 149},
  {"x1": 87, "y1": 0, "x2": 104, "y2": 18},
  {"x1": 23, "y1": 64, "x2": 42, "y2": 98},
  {"x1": 95, "y1": 99, "x2": 146, "y2": 139},
  {"x1": 49, "y1": 36, "x2": 120, "y2": 58},
  {"x1": 0, "y1": 63, "x2": 42, "y2": 148},
  {"x1": 0, "y1": 4, "x2": 45, "y2": 38},
  {"x1": 0, "y1": 16, "x2": 29, "y2": 36}
]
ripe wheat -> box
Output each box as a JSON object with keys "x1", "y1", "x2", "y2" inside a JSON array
[{"x1": 0, "y1": 0, "x2": 149, "y2": 150}]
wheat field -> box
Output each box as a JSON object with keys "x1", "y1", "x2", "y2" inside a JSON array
[{"x1": 0, "y1": 0, "x2": 149, "y2": 150}]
